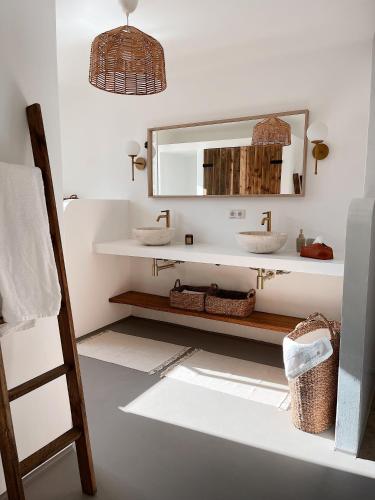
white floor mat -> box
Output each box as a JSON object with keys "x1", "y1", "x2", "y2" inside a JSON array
[
  {"x1": 77, "y1": 330, "x2": 193, "y2": 374},
  {"x1": 161, "y1": 350, "x2": 290, "y2": 410}
]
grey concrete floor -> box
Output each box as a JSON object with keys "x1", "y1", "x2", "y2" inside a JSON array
[
  {"x1": 20, "y1": 317, "x2": 375, "y2": 500},
  {"x1": 359, "y1": 395, "x2": 375, "y2": 461}
]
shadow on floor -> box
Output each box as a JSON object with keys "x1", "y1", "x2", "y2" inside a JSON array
[{"x1": 109, "y1": 315, "x2": 284, "y2": 367}]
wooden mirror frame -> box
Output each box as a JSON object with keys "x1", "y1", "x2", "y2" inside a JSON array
[{"x1": 147, "y1": 109, "x2": 309, "y2": 198}]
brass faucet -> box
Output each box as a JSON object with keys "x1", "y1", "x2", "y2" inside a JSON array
[
  {"x1": 156, "y1": 209, "x2": 170, "y2": 228},
  {"x1": 261, "y1": 211, "x2": 272, "y2": 232}
]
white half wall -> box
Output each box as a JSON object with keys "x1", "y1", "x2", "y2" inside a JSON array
[
  {"x1": 63, "y1": 199, "x2": 131, "y2": 337},
  {"x1": 0, "y1": 0, "x2": 71, "y2": 494},
  {"x1": 336, "y1": 34, "x2": 375, "y2": 456},
  {"x1": 335, "y1": 198, "x2": 375, "y2": 454}
]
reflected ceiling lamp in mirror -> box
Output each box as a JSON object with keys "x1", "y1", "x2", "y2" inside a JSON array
[
  {"x1": 148, "y1": 110, "x2": 309, "y2": 198},
  {"x1": 307, "y1": 122, "x2": 329, "y2": 175},
  {"x1": 252, "y1": 116, "x2": 291, "y2": 146},
  {"x1": 89, "y1": 0, "x2": 167, "y2": 95}
]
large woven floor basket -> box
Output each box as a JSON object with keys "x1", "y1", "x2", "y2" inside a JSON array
[{"x1": 287, "y1": 312, "x2": 341, "y2": 434}]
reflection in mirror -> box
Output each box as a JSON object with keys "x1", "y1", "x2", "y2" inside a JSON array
[{"x1": 149, "y1": 110, "x2": 308, "y2": 197}]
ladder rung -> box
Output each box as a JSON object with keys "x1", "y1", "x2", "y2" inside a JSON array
[
  {"x1": 19, "y1": 427, "x2": 82, "y2": 477},
  {"x1": 8, "y1": 364, "x2": 71, "y2": 402}
]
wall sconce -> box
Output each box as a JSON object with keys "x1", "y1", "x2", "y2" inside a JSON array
[
  {"x1": 125, "y1": 141, "x2": 146, "y2": 181},
  {"x1": 306, "y1": 122, "x2": 329, "y2": 175}
]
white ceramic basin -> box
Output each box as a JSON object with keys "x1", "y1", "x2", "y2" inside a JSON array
[
  {"x1": 133, "y1": 227, "x2": 175, "y2": 246},
  {"x1": 236, "y1": 231, "x2": 288, "y2": 254}
]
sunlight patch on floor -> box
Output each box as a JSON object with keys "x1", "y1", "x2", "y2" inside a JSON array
[
  {"x1": 120, "y1": 353, "x2": 375, "y2": 479},
  {"x1": 162, "y1": 350, "x2": 290, "y2": 409}
]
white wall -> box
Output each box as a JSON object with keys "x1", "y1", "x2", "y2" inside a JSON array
[
  {"x1": 280, "y1": 135, "x2": 304, "y2": 194},
  {"x1": 57, "y1": 4, "x2": 372, "y2": 340},
  {"x1": 0, "y1": 0, "x2": 71, "y2": 493},
  {"x1": 63, "y1": 199, "x2": 131, "y2": 337},
  {"x1": 159, "y1": 152, "x2": 198, "y2": 195},
  {"x1": 365, "y1": 37, "x2": 375, "y2": 198},
  {"x1": 59, "y1": 41, "x2": 371, "y2": 252}
]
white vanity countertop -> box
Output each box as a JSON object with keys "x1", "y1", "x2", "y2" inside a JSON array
[{"x1": 93, "y1": 239, "x2": 345, "y2": 277}]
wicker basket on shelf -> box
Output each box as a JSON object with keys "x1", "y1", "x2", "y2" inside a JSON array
[
  {"x1": 287, "y1": 312, "x2": 341, "y2": 434},
  {"x1": 205, "y1": 288, "x2": 256, "y2": 318},
  {"x1": 170, "y1": 280, "x2": 217, "y2": 312}
]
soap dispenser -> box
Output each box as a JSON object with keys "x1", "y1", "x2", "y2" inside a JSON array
[{"x1": 296, "y1": 229, "x2": 306, "y2": 252}]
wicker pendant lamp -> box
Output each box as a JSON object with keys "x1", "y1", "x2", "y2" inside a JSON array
[
  {"x1": 252, "y1": 116, "x2": 291, "y2": 146},
  {"x1": 89, "y1": 0, "x2": 167, "y2": 95}
]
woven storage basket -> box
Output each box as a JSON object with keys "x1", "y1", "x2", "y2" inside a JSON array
[
  {"x1": 287, "y1": 312, "x2": 341, "y2": 434},
  {"x1": 205, "y1": 288, "x2": 256, "y2": 317},
  {"x1": 170, "y1": 280, "x2": 217, "y2": 312}
]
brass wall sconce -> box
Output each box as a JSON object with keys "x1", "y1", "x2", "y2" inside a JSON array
[
  {"x1": 307, "y1": 122, "x2": 329, "y2": 175},
  {"x1": 125, "y1": 141, "x2": 146, "y2": 181}
]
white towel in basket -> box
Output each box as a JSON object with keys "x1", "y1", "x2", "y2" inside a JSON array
[
  {"x1": 283, "y1": 328, "x2": 333, "y2": 381},
  {"x1": 0, "y1": 162, "x2": 61, "y2": 336}
]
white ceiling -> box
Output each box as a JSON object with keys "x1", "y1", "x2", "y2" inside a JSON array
[
  {"x1": 57, "y1": 0, "x2": 375, "y2": 63},
  {"x1": 57, "y1": 0, "x2": 375, "y2": 60}
]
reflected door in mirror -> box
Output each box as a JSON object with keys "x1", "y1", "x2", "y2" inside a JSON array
[{"x1": 203, "y1": 145, "x2": 282, "y2": 195}]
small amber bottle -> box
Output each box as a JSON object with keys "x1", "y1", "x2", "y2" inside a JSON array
[
  {"x1": 296, "y1": 229, "x2": 306, "y2": 252},
  {"x1": 185, "y1": 234, "x2": 194, "y2": 245}
]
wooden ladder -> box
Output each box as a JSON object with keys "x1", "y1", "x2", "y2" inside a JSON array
[{"x1": 0, "y1": 104, "x2": 97, "y2": 499}]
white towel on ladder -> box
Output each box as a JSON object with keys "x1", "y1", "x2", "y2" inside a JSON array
[{"x1": 0, "y1": 162, "x2": 61, "y2": 336}]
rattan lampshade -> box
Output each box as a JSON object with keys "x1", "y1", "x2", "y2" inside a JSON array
[
  {"x1": 89, "y1": 25, "x2": 167, "y2": 95},
  {"x1": 252, "y1": 116, "x2": 291, "y2": 146}
]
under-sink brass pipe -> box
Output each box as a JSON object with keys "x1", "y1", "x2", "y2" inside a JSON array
[
  {"x1": 152, "y1": 259, "x2": 184, "y2": 277},
  {"x1": 250, "y1": 268, "x2": 291, "y2": 290},
  {"x1": 256, "y1": 268, "x2": 265, "y2": 290}
]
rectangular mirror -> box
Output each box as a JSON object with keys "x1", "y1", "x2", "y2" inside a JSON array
[{"x1": 148, "y1": 110, "x2": 308, "y2": 198}]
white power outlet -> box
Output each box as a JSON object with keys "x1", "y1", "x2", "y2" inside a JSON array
[{"x1": 229, "y1": 209, "x2": 246, "y2": 219}]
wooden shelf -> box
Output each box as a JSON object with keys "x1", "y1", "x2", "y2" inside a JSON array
[{"x1": 109, "y1": 291, "x2": 302, "y2": 334}]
